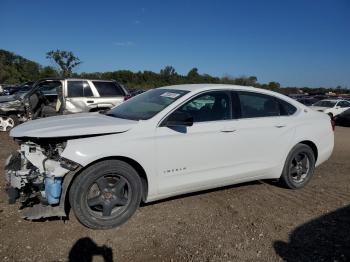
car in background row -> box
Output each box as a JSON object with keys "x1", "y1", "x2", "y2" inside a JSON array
[
  {"x1": 296, "y1": 97, "x2": 318, "y2": 106},
  {"x1": 1, "y1": 81, "x2": 34, "y2": 96},
  {"x1": 0, "y1": 78, "x2": 129, "y2": 131},
  {"x1": 334, "y1": 108, "x2": 350, "y2": 126},
  {"x1": 309, "y1": 99, "x2": 350, "y2": 118}
]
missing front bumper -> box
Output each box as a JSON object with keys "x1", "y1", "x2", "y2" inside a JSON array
[{"x1": 20, "y1": 204, "x2": 66, "y2": 219}]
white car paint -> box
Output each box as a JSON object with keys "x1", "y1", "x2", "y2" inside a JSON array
[
  {"x1": 10, "y1": 112, "x2": 137, "y2": 138},
  {"x1": 10, "y1": 84, "x2": 334, "y2": 203},
  {"x1": 309, "y1": 99, "x2": 350, "y2": 117}
]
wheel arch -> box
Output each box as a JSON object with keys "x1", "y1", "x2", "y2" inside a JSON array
[
  {"x1": 298, "y1": 140, "x2": 318, "y2": 161},
  {"x1": 64, "y1": 156, "x2": 149, "y2": 208}
]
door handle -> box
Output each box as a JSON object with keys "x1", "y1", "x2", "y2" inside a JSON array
[
  {"x1": 220, "y1": 127, "x2": 236, "y2": 133},
  {"x1": 275, "y1": 124, "x2": 286, "y2": 128},
  {"x1": 87, "y1": 100, "x2": 94, "y2": 104}
]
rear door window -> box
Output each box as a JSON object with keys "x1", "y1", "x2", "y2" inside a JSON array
[
  {"x1": 67, "y1": 81, "x2": 93, "y2": 97},
  {"x1": 92, "y1": 81, "x2": 125, "y2": 97},
  {"x1": 238, "y1": 92, "x2": 280, "y2": 118}
]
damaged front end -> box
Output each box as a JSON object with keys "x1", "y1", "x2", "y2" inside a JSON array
[{"x1": 5, "y1": 139, "x2": 81, "y2": 219}]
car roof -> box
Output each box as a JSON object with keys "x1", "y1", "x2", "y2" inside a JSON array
[
  {"x1": 36, "y1": 78, "x2": 115, "y2": 82},
  {"x1": 158, "y1": 84, "x2": 258, "y2": 92},
  {"x1": 157, "y1": 84, "x2": 302, "y2": 106},
  {"x1": 319, "y1": 99, "x2": 343, "y2": 102}
]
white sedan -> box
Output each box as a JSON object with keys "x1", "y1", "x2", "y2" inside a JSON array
[
  {"x1": 6, "y1": 84, "x2": 334, "y2": 229},
  {"x1": 310, "y1": 99, "x2": 350, "y2": 118}
]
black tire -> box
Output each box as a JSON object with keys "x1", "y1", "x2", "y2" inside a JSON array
[
  {"x1": 8, "y1": 114, "x2": 19, "y2": 125},
  {"x1": 69, "y1": 160, "x2": 142, "y2": 229},
  {"x1": 280, "y1": 144, "x2": 316, "y2": 189}
]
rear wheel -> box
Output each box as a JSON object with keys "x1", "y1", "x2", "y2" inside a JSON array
[
  {"x1": 280, "y1": 144, "x2": 316, "y2": 189},
  {"x1": 70, "y1": 160, "x2": 142, "y2": 229}
]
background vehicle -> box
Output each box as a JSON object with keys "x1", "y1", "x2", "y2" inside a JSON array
[
  {"x1": 0, "y1": 78, "x2": 128, "y2": 131},
  {"x1": 5, "y1": 84, "x2": 334, "y2": 229},
  {"x1": 309, "y1": 99, "x2": 350, "y2": 118},
  {"x1": 296, "y1": 97, "x2": 318, "y2": 106},
  {"x1": 1, "y1": 81, "x2": 34, "y2": 96},
  {"x1": 334, "y1": 109, "x2": 350, "y2": 126}
]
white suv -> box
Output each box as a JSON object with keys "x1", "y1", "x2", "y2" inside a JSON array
[
  {"x1": 5, "y1": 84, "x2": 334, "y2": 229},
  {"x1": 310, "y1": 99, "x2": 350, "y2": 118},
  {"x1": 0, "y1": 78, "x2": 129, "y2": 131}
]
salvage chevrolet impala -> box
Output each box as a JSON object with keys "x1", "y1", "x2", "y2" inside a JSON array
[{"x1": 5, "y1": 84, "x2": 334, "y2": 229}]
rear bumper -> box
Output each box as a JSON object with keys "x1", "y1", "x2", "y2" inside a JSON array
[{"x1": 315, "y1": 133, "x2": 334, "y2": 167}]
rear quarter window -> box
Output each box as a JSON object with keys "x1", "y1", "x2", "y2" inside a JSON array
[
  {"x1": 92, "y1": 81, "x2": 125, "y2": 97},
  {"x1": 278, "y1": 99, "x2": 297, "y2": 116}
]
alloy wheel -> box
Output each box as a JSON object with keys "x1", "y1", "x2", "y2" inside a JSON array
[
  {"x1": 289, "y1": 152, "x2": 310, "y2": 183},
  {"x1": 86, "y1": 174, "x2": 130, "y2": 218},
  {"x1": 0, "y1": 117, "x2": 15, "y2": 132}
]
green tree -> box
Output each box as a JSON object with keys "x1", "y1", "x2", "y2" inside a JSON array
[
  {"x1": 0, "y1": 49, "x2": 41, "y2": 83},
  {"x1": 39, "y1": 66, "x2": 59, "y2": 78},
  {"x1": 46, "y1": 49, "x2": 81, "y2": 77},
  {"x1": 160, "y1": 66, "x2": 177, "y2": 84},
  {"x1": 266, "y1": 81, "x2": 281, "y2": 90}
]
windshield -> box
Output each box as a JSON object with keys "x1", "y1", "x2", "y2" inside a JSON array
[
  {"x1": 106, "y1": 89, "x2": 189, "y2": 120},
  {"x1": 313, "y1": 100, "x2": 337, "y2": 107}
]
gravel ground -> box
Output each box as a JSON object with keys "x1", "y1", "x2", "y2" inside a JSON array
[{"x1": 0, "y1": 127, "x2": 349, "y2": 262}]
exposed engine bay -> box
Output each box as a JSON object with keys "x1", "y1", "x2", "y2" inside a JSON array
[{"x1": 5, "y1": 137, "x2": 81, "y2": 219}]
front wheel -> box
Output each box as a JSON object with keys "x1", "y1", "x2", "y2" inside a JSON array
[
  {"x1": 69, "y1": 160, "x2": 142, "y2": 229},
  {"x1": 280, "y1": 144, "x2": 316, "y2": 189}
]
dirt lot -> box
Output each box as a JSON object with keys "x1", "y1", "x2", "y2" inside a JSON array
[{"x1": 0, "y1": 127, "x2": 349, "y2": 262}]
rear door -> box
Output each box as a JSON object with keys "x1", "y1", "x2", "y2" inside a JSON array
[
  {"x1": 64, "y1": 80, "x2": 96, "y2": 113},
  {"x1": 90, "y1": 81, "x2": 126, "y2": 109},
  {"x1": 229, "y1": 91, "x2": 297, "y2": 176}
]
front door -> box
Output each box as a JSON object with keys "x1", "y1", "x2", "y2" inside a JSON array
[{"x1": 156, "y1": 91, "x2": 238, "y2": 194}]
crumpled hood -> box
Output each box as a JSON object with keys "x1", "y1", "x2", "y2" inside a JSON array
[
  {"x1": 10, "y1": 112, "x2": 138, "y2": 138},
  {"x1": 0, "y1": 95, "x2": 16, "y2": 103}
]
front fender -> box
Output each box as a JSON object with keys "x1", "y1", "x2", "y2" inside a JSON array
[{"x1": 61, "y1": 132, "x2": 157, "y2": 199}]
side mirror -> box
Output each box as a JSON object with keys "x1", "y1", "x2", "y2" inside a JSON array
[{"x1": 164, "y1": 112, "x2": 193, "y2": 127}]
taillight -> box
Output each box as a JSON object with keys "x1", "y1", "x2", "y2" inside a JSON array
[{"x1": 331, "y1": 119, "x2": 335, "y2": 131}]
